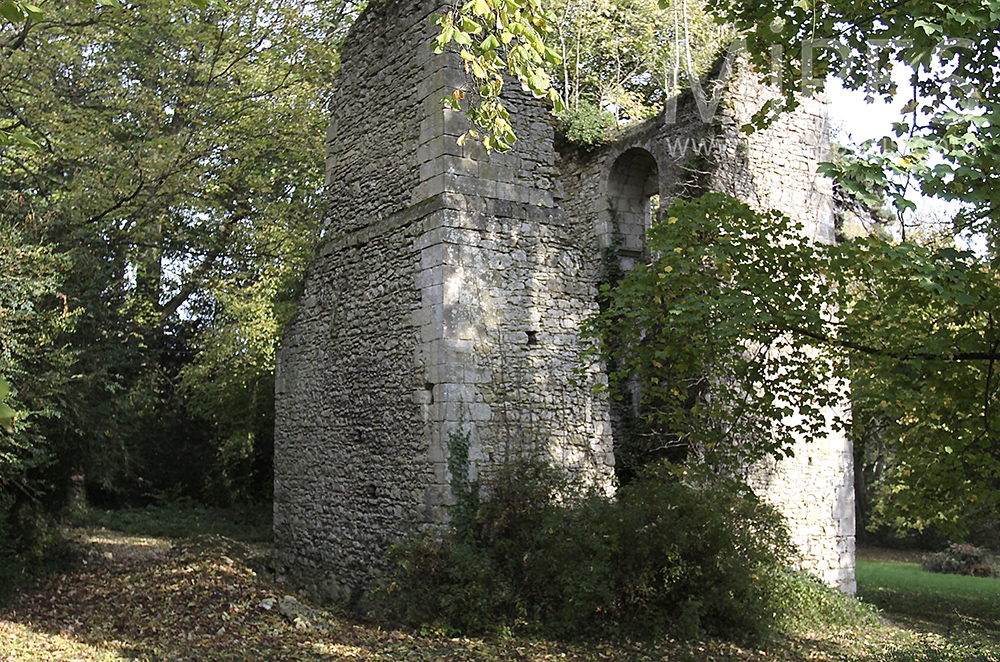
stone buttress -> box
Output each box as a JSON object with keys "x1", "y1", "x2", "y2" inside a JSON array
[{"x1": 273, "y1": 0, "x2": 613, "y2": 603}]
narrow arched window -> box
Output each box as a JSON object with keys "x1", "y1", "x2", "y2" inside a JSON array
[{"x1": 605, "y1": 148, "x2": 659, "y2": 273}]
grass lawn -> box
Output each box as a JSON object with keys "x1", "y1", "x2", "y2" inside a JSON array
[
  {"x1": 80, "y1": 500, "x2": 273, "y2": 543},
  {"x1": 855, "y1": 550, "x2": 1000, "y2": 662}
]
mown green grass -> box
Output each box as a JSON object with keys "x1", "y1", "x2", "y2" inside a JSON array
[
  {"x1": 858, "y1": 558, "x2": 1000, "y2": 630},
  {"x1": 855, "y1": 556, "x2": 1000, "y2": 662}
]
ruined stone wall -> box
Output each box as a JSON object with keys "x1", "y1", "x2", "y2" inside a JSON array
[
  {"x1": 276, "y1": 0, "x2": 854, "y2": 604},
  {"x1": 719, "y1": 78, "x2": 855, "y2": 593},
  {"x1": 556, "y1": 63, "x2": 855, "y2": 593},
  {"x1": 274, "y1": 0, "x2": 438, "y2": 601},
  {"x1": 274, "y1": 0, "x2": 614, "y2": 603}
]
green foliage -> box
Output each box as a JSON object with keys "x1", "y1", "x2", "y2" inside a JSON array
[
  {"x1": 0, "y1": 0, "x2": 341, "y2": 509},
  {"x1": 0, "y1": 378, "x2": 15, "y2": 434},
  {"x1": 581, "y1": 193, "x2": 845, "y2": 473},
  {"x1": 445, "y1": 426, "x2": 479, "y2": 532},
  {"x1": 179, "y1": 271, "x2": 306, "y2": 504},
  {"x1": 922, "y1": 544, "x2": 1000, "y2": 579},
  {"x1": 0, "y1": 497, "x2": 76, "y2": 599},
  {"x1": 0, "y1": 0, "x2": 43, "y2": 155},
  {"x1": 433, "y1": 0, "x2": 731, "y2": 145},
  {"x1": 839, "y1": 241, "x2": 1000, "y2": 540},
  {"x1": 583, "y1": 190, "x2": 1000, "y2": 538},
  {"x1": 441, "y1": 0, "x2": 1000, "y2": 541},
  {"x1": 555, "y1": 101, "x2": 616, "y2": 149},
  {"x1": 774, "y1": 568, "x2": 879, "y2": 633},
  {"x1": 0, "y1": 220, "x2": 81, "y2": 590},
  {"x1": 433, "y1": 0, "x2": 565, "y2": 151},
  {"x1": 549, "y1": 0, "x2": 730, "y2": 123},
  {"x1": 378, "y1": 456, "x2": 805, "y2": 640},
  {"x1": 706, "y1": 0, "x2": 1000, "y2": 240}
]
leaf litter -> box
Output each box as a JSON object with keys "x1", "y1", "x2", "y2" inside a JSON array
[{"x1": 0, "y1": 530, "x2": 945, "y2": 662}]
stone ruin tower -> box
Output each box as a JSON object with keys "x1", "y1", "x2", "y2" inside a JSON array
[{"x1": 273, "y1": 0, "x2": 856, "y2": 604}]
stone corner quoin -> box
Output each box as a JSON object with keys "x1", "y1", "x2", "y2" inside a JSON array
[{"x1": 273, "y1": 0, "x2": 856, "y2": 605}]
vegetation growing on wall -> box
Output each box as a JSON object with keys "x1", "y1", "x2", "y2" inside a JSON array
[
  {"x1": 583, "y1": 193, "x2": 845, "y2": 475},
  {"x1": 545, "y1": 0, "x2": 1000, "y2": 543},
  {"x1": 435, "y1": 0, "x2": 730, "y2": 149}
]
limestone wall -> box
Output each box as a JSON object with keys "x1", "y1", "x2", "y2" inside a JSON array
[
  {"x1": 721, "y1": 78, "x2": 855, "y2": 592},
  {"x1": 275, "y1": 0, "x2": 855, "y2": 604},
  {"x1": 557, "y1": 62, "x2": 855, "y2": 592},
  {"x1": 274, "y1": 0, "x2": 614, "y2": 603}
]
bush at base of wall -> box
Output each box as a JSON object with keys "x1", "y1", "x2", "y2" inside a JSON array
[{"x1": 374, "y1": 458, "x2": 855, "y2": 640}]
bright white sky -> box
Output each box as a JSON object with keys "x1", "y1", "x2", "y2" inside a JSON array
[{"x1": 825, "y1": 76, "x2": 904, "y2": 145}]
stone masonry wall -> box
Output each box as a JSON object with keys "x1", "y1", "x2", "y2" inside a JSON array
[
  {"x1": 274, "y1": 0, "x2": 614, "y2": 603},
  {"x1": 720, "y1": 76, "x2": 855, "y2": 592},
  {"x1": 556, "y1": 58, "x2": 855, "y2": 592},
  {"x1": 275, "y1": 1, "x2": 855, "y2": 604},
  {"x1": 274, "y1": 0, "x2": 438, "y2": 602}
]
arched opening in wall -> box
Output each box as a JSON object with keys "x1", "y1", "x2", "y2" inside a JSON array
[
  {"x1": 602, "y1": 147, "x2": 663, "y2": 485},
  {"x1": 605, "y1": 148, "x2": 659, "y2": 273}
]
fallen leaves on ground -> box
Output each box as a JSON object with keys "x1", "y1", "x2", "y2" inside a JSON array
[{"x1": 0, "y1": 532, "x2": 917, "y2": 662}]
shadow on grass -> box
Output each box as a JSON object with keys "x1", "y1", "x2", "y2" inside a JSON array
[
  {"x1": 80, "y1": 501, "x2": 273, "y2": 543},
  {"x1": 856, "y1": 556, "x2": 1000, "y2": 662}
]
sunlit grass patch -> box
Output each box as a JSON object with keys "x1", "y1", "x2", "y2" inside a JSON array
[
  {"x1": 80, "y1": 501, "x2": 272, "y2": 543},
  {"x1": 856, "y1": 555, "x2": 1000, "y2": 662},
  {"x1": 858, "y1": 558, "x2": 1000, "y2": 629}
]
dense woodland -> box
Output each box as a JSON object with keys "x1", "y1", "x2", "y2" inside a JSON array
[
  {"x1": 1, "y1": 0, "x2": 999, "y2": 593},
  {"x1": 0, "y1": 0, "x2": 351, "y2": 572}
]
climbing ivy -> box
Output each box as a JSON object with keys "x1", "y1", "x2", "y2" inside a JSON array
[{"x1": 446, "y1": 424, "x2": 480, "y2": 532}]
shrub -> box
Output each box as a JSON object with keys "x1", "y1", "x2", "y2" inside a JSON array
[
  {"x1": 555, "y1": 102, "x2": 617, "y2": 150},
  {"x1": 773, "y1": 567, "x2": 879, "y2": 632},
  {"x1": 592, "y1": 466, "x2": 795, "y2": 639},
  {"x1": 0, "y1": 496, "x2": 77, "y2": 602},
  {"x1": 376, "y1": 458, "x2": 811, "y2": 640},
  {"x1": 922, "y1": 543, "x2": 999, "y2": 578}
]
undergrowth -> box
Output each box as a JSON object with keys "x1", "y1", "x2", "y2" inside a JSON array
[
  {"x1": 922, "y1": 543, "x2": 999, "y2": 578},
  {"x1": 376, "y1": 454, "x2": 869, "y2": 641}
]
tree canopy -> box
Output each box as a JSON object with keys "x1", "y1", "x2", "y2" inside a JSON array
[
  {"x1": 566, "y1": 0, "x2": 1000, "y2": 539},
  {"x1": 1, "y1": 0, "x2": 353, "y2": 576}
]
